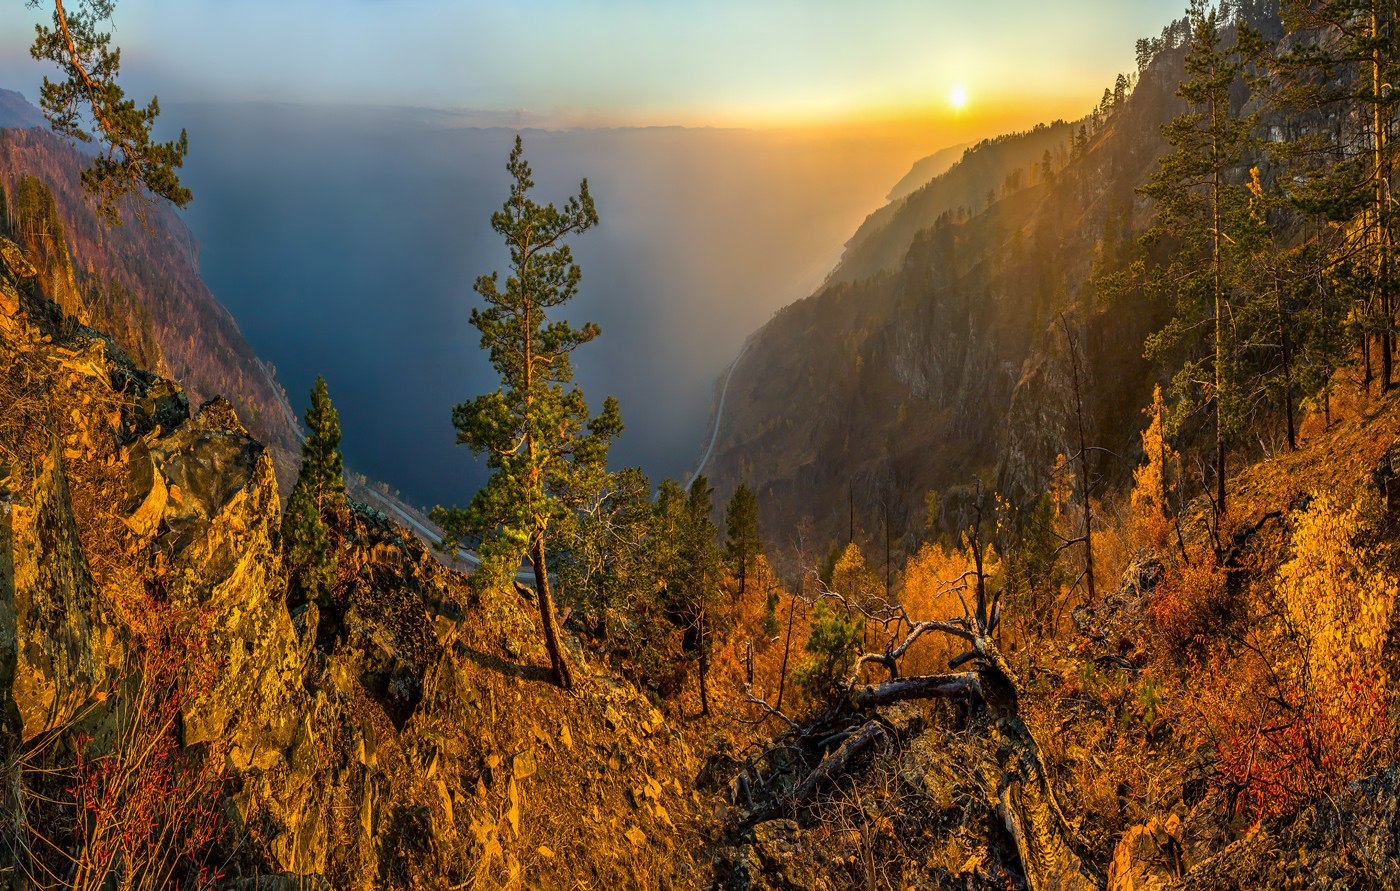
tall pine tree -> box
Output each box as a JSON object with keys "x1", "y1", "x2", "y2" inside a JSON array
[
  {"x1": 283, "y1": 376, "x2": 345, "y2": 605},
  {"x1": 724, "y1": 483, "x2": 761, "y2": 599},
  {"x1": 1273, "y1": 0, "x2": 1399, "y2": 390},
  {"x1": 433, "y1": 136, "x2": 621, "y2": 690},
  {"x1": 29, "y1": 0, "x2": 191, "y2": 222},
  {"x1": 1141, "y1": 0, "x2": 1269, "y2": 519}
]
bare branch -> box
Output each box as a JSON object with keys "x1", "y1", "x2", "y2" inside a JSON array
[{"x1": 851, "y1": 673, "x2": 983, "y2": 709}]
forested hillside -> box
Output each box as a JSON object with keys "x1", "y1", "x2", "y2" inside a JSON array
[
  {"x1": 0, "y1": 118, "x2": 301, "y2": 480},
  {"x1": 699, "y1": 2, "x2": 1400, "y2": 886},
  {"x1": 709, "y1": 1, "x2": 1309, "y2": 573}
]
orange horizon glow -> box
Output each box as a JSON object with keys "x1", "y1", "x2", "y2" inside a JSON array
[
  {"x1": 520, "y1": 93, "x2": 1101, "y2": 172},
  {"x1": 529, "y1": 82, "x2": 1101, "y2": 140}
]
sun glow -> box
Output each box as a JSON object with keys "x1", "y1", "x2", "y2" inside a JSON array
[{"x1": 949, "y1": 84, "x2": 969, "y2": 111}]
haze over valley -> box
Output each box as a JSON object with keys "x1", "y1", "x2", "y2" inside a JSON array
[{"x1": 170, "y1": 103, "x2": 959, "y2": 508}]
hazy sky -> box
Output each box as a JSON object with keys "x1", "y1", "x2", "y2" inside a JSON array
[{"x1": 1, "y1": 1, "x2": 1189, "y2": 131}]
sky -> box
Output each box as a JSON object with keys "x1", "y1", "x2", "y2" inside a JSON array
[{"x1": 0, "y1": 0, "x2": 1190, "y2": 133}]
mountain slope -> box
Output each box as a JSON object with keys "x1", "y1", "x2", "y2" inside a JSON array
[
  {"x1": 0, "y1": 237, "x2": 718, "y2": 888},
  {"x1": 884, "y1": 141, "x2": 971, "y2": 203},
  {"x1": 715, "y1": 377, "x2": 1400, "y2": 889},
  {"x1": 830, "y1": 121, "x2": 1079, "y2": 286},
  {"x1": 0, "y1": 90, "x2": 43, "y2": 130},
  {"x1": 707, "y1": 49, "x2": 1191, "y2": 556},
  {"x1": 0, "y1": 114, "x2": 301, "y2": 483}
]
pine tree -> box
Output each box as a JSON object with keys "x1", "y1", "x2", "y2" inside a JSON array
[
  {"x1": 1114, "y1": 72, "x2": 1131, "y2": 107},
  {"x1": 724, "y1": 483, "x2": 761, "y2": 599},
  {"x1": 283, "y1": 489, "x2": 333, "y2": 604},
  {"x1": 1238, "y1": 237, "x2": 1351, "y2": 449},
  {"x1": 433, "y1": 136, "x2": 620, "y2": 690},
  {"x1": 1141, "y1": 0, "x2": 1269, "y2": 519},
  {"x1": 681, "y1": 477, "x2": 723, "y2": 716},
  {"x1": 283, "y1": 376, "x2": 345, "y2": 604},
  {"x1": 794, "y1": 599, "x2": 862, "y2": 701},
  {"x1": 1273, "y1": 0, "x2": 1399, "y2": 390},
  {"x1": 761, "y1": 586, "x2": 780, "y2": 640},
  {"x1": 29, "y1": 0, "x2": 191, "y2": 222},
  {"x1": 299, "y1": 376, "x2": 345, "y2": 510}
]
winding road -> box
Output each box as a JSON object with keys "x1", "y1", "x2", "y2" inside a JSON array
[{"x1": 687, "y1": 339, "x2": 751, "y2": 491}]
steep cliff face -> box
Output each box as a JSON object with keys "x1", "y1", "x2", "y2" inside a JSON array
[
  {"x1": 706, "y1": 49, "x2": 1194, "y2": 555},
  {"x1": 0, "y1": 240, "x2": 716, "y2": 888},
  {"x1": 0, "y1": 115, "x2": 301, "y2": 483}
]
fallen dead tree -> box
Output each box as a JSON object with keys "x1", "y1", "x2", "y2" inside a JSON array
[{"x1": 739, "y1": 486, "x2": 1099, "y2": 891}]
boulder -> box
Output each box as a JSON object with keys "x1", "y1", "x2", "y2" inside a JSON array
[
  {"x1": 8, "y1": 437, "x2": 118, "y2": 739},
  {"x1": 1174, "y1": 767, "x2": 1400, "y2": 890},
  {"x1": 1108, "y1": 815, "x2": 1182, "y2": 891}
]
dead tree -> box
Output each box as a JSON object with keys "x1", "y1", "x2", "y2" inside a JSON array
[
  {"x1": 1060, "y1": 315, "x2": 1097, "y2": 606},
  {"x1": 742, "y1": 483, "x2": 1098, "y2": 891}
]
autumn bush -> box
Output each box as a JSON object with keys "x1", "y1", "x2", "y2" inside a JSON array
[
  {"x1": 1210, "y1": 662, "x2": 1392, "y2": 820},
  {"x1": 1273, "y1": 491, "x2": 1397, "y2": 695},
  {"x1": 1148, "y1": 551, "x2": 1230, "y2": 656},
  {"x1": 1170, "y1": 490, "x2": 1399, "y2": 822},
  {"x1": 16, "y1": 584, "x2": 229, "y2": 890}
]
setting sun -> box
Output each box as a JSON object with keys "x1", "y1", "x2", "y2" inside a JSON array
[{"x1": 949, "y1": 83, "x2": 969, "y2": 111}]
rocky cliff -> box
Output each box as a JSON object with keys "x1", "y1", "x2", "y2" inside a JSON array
[
  {"x1": 0, "y1": 114, "x2": 302, "y2": 486},
  {"x1": 0, "y1": 238, "x2": 716, "y2": 888}
]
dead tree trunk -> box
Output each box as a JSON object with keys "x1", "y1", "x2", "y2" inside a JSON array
[
  {"x1": 697, "y1": 608, "x2": 711, "y2": 716},
  {"x1": 746, "y1": 490, "x2": 1097, "y2": 891},
  {"x1": 775, "y1": 592, "x2": 797, "y2": 712},
  {"x1": 1061, "y1": 316, "x2": 1096, "y2": 605}
]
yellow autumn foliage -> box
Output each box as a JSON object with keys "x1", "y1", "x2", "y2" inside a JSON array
[
  {"x1": 898, "y1": 540, "x2": 1001, "y2": 675},
  {"x1": 1275, "y1": 490, "x2": 1397, "y2": 700},
  {"x1": 830, "y1": 541, "x2": 886, "y2": 613},
  {"x1": 1130, "y1": 385, "x2": 1180, "y2": 549}
]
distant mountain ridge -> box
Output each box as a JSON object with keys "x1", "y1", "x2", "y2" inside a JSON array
[
  {"x1": 0, "y1": 89, "x2": 44, "y2": 130},
  {"x1": 829, "y1": 120, "x2": 1080, "y2": 286},
  {"x1": 884, "y1": 142, "x2": 970, "y2": 202},
  {"x1": 706, "y1": 43, "x2": 1195, "y2": 561}
]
